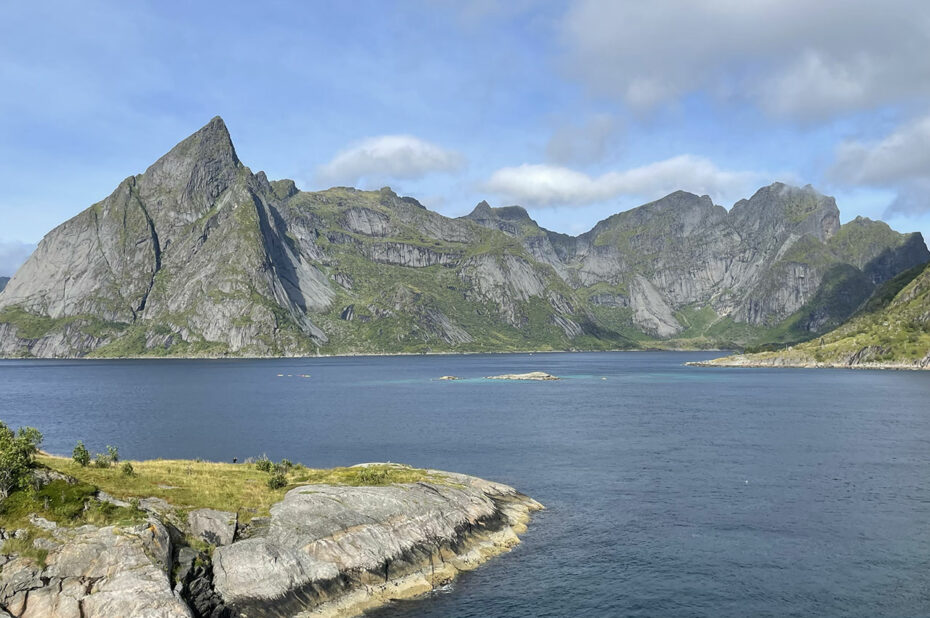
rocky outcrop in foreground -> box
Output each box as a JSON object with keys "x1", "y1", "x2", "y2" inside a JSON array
[
  {"x1": 0, "y1": 467, "x2": 541, "y2": 618},
  {"x1": 0, "y1": 518, "x2": 190, "y2": 618}
]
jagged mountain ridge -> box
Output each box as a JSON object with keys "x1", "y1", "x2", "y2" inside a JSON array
[
  {"x1": 466, "y1": 185, "x2": 929, "y2": 340},
  {"x1": 0, "y1": 117, "x2": 927, "y2": 357}
]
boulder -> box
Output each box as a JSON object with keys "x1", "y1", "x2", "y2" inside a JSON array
[{"x1": 188, "y1": 508, "x2": 237, "y2": 547}]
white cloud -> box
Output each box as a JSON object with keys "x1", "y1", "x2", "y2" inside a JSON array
[
  {"x1": 560, "y1": 0, "x2": 930, "y2": 119},
  {"x1": 831, "y1": 115, "x2": 930, "y2": 214},
  {"x1": 832, "y1": 116, "x2": 930, "y2": 185},
  {"x1": 483, "y1": 155, "x2": 762, "y2": 207},
  {"x1": 0, "y1": 240, "x2": 35, "y2": 277},
  {"x1": 316, "y1": 135, "x2": 465, "y2": 186},
  {"x1": 546, "y1": 114, "x2": 618, "y2": 165}
]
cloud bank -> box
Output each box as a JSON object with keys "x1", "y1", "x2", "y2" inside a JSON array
[
  {"x1": 317, "y1": 135, "x2": 464, "y2": 186},
  {"x1": 561, "y1": 0, "x2": 930, "y2": 119},
  {"x1": 484, "y1": 155, "x2": 762, "y2": 207},
  {"x1": 832, "y1": 115, "x2": 930, "y2": 214}
]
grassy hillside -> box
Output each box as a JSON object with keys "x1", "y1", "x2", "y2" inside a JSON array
[{"x1": 705, "y1": 263, "x2": 930, "y2": 368}]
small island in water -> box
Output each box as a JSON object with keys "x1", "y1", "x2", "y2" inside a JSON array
[{"x1": 0, "y1": 426, "x2": 541, "y2": 618}]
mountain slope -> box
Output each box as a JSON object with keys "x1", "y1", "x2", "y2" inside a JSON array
[
  {"x1": 464, "y1": 186, "x2": 929, "y2": 346},
  {"x1": 702, "y1": 262, "x2": 930, "y2": 369},
  {"x1": 0, "y1": 117, "x2": 927, "y2": 358}
]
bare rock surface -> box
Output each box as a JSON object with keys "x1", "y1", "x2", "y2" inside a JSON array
[
  {"x1": 0, "y1": 519, "x2": 190, "y2": 618},
  {"x1": 212, "y1": 468, "x2": 542, "y2": 617},
  {"x1": 188, "y1": 508, "x2": 237, "y2": 547},
  {"x1": 485, "y1": 371, "x2": 559, "y2": 381},
  {"x1": 0, "y1": 467, "x2": 540, "y2": 618}
]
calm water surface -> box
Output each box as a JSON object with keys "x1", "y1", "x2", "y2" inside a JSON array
[{"x1": 1, "y1": 352, "x2": 929, "y2": 617}]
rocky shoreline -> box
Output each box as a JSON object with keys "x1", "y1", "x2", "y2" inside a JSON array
[
  {"x1": 0, "y1": 465, "x2": 542, "y2": 618},
  {"x1": 689, "y1": 356, "x2": 930, "y2": 371}
]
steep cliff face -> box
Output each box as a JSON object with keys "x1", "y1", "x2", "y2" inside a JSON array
[
  {"x1": 701, "y1": 262, "x2": 930, "y2": 369},
  {"x1": 0, "y1": 118, "x2": 330, "y2": 357},
  {"x1": 467, "y1": 184, "x2": 928, "y2": 343},
  {"x1": 0, "y1": 117, "x2": 927, "y2": 357}
]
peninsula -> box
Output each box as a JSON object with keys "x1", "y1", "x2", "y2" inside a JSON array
[{"x1": 0, "y1": 441, "x2": 541, "y2": 618}]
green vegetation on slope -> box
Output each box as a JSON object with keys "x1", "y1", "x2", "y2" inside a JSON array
[{"x1": 713, "y1": 263, "x2": 930, "y2": 366}]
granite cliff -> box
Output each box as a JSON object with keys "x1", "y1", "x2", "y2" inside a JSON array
[
  {"x1": 698, "y1": 261, "x2": 930, "y2": 370},
  {"x1": 0, "y1": 117, "x2": 926, "y2": 357}
]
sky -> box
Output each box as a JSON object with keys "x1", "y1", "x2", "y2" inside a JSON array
[{"x1": 2, "y1": 0, "x2": 930, "y2": 274}]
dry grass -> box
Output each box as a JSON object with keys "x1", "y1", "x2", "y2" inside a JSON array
[{"x1": 36, "y1": 455, "x2": 435, "y2": 521}]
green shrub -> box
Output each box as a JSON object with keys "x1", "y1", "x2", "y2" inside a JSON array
[
  {"x1": 266, "y1": 473, "x2": 287, "y2": 490},
  {"x1": 106, "y1": 445, "x2": 119, "y2": 464},
  {"x1": 255, "y1": 456, "x2": 273, "y2": 473},
  {"x1": 356, "y1": 467, "x2": 389, "y2": 485},
  {"x1": 0, "y1": 422, "x2": 43, "y2": 498},
  {"x1": 72, "y1": 441, "x2": 90, "y2": 467},
  {"x1": 121, "y1": 462, "x2": 134, "y2": 476},
  {"x1": 93, "y1": 454, "x2": 110, "y2": 468}
]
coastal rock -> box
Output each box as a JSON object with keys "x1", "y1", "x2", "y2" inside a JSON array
[
  {"x1": 0, "y1": 519, "x2": 189, "y2": 618},
  {"x1": 212, "y1": 469, "x2": 542, "y2": 617},
  {"x1": 486, "y1": 371, "x2": 559, "y2": 381},
  {"x1": 188, "y1": 508, "x2": 237, "y2": 547}
]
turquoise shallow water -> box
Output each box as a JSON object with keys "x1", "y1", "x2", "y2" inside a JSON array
[{"x1": 2, "y1": 351, "x2": 929, "y2": 617}]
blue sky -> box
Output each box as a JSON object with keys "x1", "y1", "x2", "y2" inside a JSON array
[{"x1": 2, "y1": 0, "x2": 930, "y2": 274}]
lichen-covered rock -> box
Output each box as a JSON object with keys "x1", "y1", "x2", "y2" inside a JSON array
[
  {"x1": 188, "y1": 508, "x2": 237, "y2": 547},
  {"x1": 0, "y1": 519, "x2": 189, "y2": 618}
]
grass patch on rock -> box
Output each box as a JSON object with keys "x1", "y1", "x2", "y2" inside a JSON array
[{"x1": 36, "y1": 456, "x2": 436, "y2": 520}]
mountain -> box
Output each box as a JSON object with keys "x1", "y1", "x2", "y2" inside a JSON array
[
  {"x1": 0, "y1": 117, "x2": 927, "y2": 358},
  {"x1": 0, "y1": 277, "x2": 8, "y2": 292},
  {"x1": 464, "y1": 185, "x2": 928, "y2": 344},
  {"x1": 701, "y1": 262, "x2": 930, "y2": 369}
]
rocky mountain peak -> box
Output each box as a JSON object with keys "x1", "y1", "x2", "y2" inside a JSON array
[
  {"x1": 466, "y1": 201, "x2": 494, "y2": 219},
  {"x1": 465, "y1": 201, "x2": 533, "y2": 223},
  {"x1": 730, "y1": 182, "x2": 840, "y2": 241},
  {"x1": 134, "y1": 116, "x2": 245, "y2": 235},
  {"x1": 147, "y1": 116, "x2": 239, "y2": 173}
]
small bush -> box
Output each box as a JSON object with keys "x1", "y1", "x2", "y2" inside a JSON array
[
  {"x1": 279, "y1": 459, "x2": 293, "y2": 470},
  {"x1": 266, "y1": 473, "x2": 287, "y2": 490},
  {"x1": 106, "y1": 445, "x2": 119, "y2": 464},
  {"x1": 255, "y1": 456, "x2": 273, "y2": 473},
  {"x1": 72, "y1": 441, "x2": 90, "y2": 467},
  {"x1": 93, "y1": 454, "x2": 110, "y2": 468},
  {"x1": 0, "y1": 423, "x2": 43, "y2": 498},
  {"x1": 121, "y1": 462, "x2": 134, "y2": 476}
]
